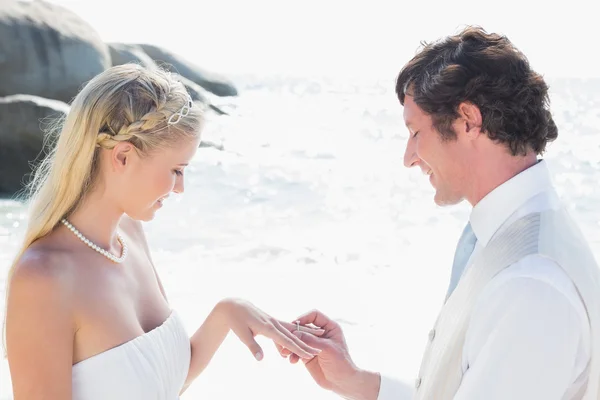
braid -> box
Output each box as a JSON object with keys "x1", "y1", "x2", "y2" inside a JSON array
[
  {"x1": 96, "y1": 132, "x2": 119, "y2": 149},
  {"x1": 96, "y1": 109, "x2": 170, "y2": 150},
  {"x1": 94, "y1": 76, "x2": 198, "y2": 152}
]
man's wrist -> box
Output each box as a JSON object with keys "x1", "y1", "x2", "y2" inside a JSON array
[{"x1": 337, "y1": 368, "x2": 381, "y2": 400}]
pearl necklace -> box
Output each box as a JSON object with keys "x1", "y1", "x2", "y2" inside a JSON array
[{"x1": 61, "y1": 219, "x2": 128, "y2": 263}]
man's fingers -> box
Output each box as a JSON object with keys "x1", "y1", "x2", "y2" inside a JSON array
[
  {"x1": 280, "y1": 320, "x2": 326, "y2": 336},
  {"x1": 292, "y1": 330, "x2": 329, "y2": 352},
  {"x1": 294, "y1": 309, "x2": 340, "y2": 332},
  {"x1": 267, "y1": 327, "x2": 318, "y2": 359},
  {"x1": 273, "y1": 320, "x2": 322, "y2": 355},
  {"x1": 237, "y1": 327, "x2": 264, "y2": 361}
]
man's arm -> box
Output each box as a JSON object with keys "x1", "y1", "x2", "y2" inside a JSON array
[
  {"x1": 454, "y1": 258, "x2": 587, "y2": 399},
  {"x1": 377, "y1": 374, "x2": 414, "y2": 400},
  {"x1": 283, "y1": 310, "x2": 412, "y2": 400}
]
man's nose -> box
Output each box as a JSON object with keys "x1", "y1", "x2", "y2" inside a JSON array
[{"x1": 404, "y1": 139, "x2": 419, "y2": 168}]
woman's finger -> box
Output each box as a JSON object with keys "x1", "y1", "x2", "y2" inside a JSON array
[
  {"x1": 273, "y1": 342, "x2": 294, "y2": 357},
  {"x1": 262, "y1": 325, "x2": 317, "y2": 359},
  {"x1": 237, "y1": 327, "x2": 265, "y2": 361},
  {"x1": 273, "y1": 320, "x2": 322, "y2": 356},
  {"x1": 280, "y1": 320, "x2": 326, "y2": 336}
]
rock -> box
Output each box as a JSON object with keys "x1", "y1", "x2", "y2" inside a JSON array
[
  {"x1": 173, "y1": 74, "x2": 228, "y2": 115},
  {"x1": 0, "y1": 1, "x2": 233, "y2": 109},
  {"x1": 0, "y1": 0, "x2": 111, "y2": 104},
  {"x1": 199, "y1": 140, "x2": 224, "y2": 151},
  {"x1": 136, "y1": 43, "x2": 238, "y2": 97},
  {"x1": 0, "y1": 94, "x2": 69, "y2": 195},
  {"x1": 174, "y1": 74, "x2": 209, "y2": 103},
  {"x1": 107, "y1": 43, "x2": 156, "y2": 70},
  {"x1": 107, "y1": 44, "x2": 228, "y2": 115},
  {"x1": 207, "y1": 103, "x2": 228, "y2": 116}
]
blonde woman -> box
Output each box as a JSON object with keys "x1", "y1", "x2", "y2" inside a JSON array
[{"x1": 3, "y1": 64, "x2": 322, "y2": 399}]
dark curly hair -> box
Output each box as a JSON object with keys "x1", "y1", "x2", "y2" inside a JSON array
[{"x1": 396, "y1": 26, "x2": 558, "y2": 156}]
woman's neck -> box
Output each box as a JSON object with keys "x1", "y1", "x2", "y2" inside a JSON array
[{"x1": 65, "y1": 189, "x2": 124, "y2": 250}]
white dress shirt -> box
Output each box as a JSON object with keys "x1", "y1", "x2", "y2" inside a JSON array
[{"x1": 378, "y1": 160, "x2": 591, "y2": 400}]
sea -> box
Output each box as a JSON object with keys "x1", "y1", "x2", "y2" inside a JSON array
[{"x1": 0, "y1": 73, "x2": 599, "y2": 399}]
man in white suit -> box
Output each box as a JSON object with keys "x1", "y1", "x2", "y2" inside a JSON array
[{"x1": 279, "y1": 26, "x2": 600, "y2": 400}]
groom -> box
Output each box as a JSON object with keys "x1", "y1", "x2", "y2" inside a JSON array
[{"x1": 279, "y1": 26, "x2": 600, "y2": 399}]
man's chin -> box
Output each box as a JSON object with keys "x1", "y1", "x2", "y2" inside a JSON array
[{"x1": 433, "y1": 191, "x2": 464, "y2": 207}]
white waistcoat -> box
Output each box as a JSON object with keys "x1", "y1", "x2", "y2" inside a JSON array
[{"x1": 414, "y1": 209, "x2": 600, "y2": 400}]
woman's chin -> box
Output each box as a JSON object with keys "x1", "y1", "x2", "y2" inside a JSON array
[{"x1": 125, "y1": 207, "x2": 158, "y2": 222}]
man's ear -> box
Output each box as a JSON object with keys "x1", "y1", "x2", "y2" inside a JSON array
[
  {"x1": 111, "y1": 142, "x2": 135, "y2": 171},
  {"x1": 457, "y1": 102, "x2": 483, "y2": 138}
]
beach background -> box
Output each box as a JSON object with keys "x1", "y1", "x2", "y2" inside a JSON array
[{"x1": 1, "y1": 0, "x2": 599, "y2": 398}]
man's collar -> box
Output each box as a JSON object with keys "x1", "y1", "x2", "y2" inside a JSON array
[{"x1": 469, "y1": 159, "x2": 554, "y2": 247}]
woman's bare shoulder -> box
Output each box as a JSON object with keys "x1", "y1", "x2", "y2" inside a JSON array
[
  {"x1": 6, "y1": 245, "x2": 76, "y2": 399},
  {"x1": 10, "y1": 243, "x2": 77, "y2": 300}
]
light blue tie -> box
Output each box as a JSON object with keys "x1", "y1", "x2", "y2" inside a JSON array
[{"x1": 445, "y1": 222, "x2": 477, "y2": 300}]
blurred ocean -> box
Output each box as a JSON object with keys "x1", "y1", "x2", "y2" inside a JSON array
[{"x1": 1, "y1": 74, "x2": 599, "y2": 399}]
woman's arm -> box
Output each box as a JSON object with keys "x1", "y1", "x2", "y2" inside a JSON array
[
  {"x1": 179, "y1": 300, "x2": 230, "y2": 394},
  {"x1": 6, "y1": 251, "x2": 75, "y2": 400},
  {"x1": 121, "y1": 218, "x2": 324, "y2": 394},
  {"x1": 180, "y1": 298, "x2": 325, "y2": 395}
]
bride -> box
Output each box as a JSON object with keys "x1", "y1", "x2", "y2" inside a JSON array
[{"x1": 3, "y1": 64, "x2": 322, "y2": 399}]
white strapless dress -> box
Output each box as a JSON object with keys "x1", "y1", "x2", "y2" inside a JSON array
[{"x1": 72, "y1": 311, "x2": 191, "y2": 400}]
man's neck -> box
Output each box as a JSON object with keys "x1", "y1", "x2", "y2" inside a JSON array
[{"x1": 467, "y1": 152, "x2": 538, "y2": 207}]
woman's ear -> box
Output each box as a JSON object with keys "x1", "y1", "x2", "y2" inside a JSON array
[{"x1": 111, "y1": 142, "x2": 135, "y2": 171}]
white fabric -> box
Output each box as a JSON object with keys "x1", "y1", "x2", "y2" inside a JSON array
[
  {"x1": 72, "y1": 310, "x2": 191, "y2": 400},
  {"x1": 413, "y1": 209, "x2": 598, "y2": 399},
  {"x1": 378, "y1": 160, "x2": 593, "y2": 400}
]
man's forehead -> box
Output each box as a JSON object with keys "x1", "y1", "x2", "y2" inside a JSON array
[{"x1": 402, "y1": 95, "x2": 417, "y2": 126}]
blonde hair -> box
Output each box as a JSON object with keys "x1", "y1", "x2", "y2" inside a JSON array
[{"x1": 3, "y1": 63, "x2": 203, "y2": 351}]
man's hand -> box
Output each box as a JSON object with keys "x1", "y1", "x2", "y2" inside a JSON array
[{"x1": 276, "y1": 309, "x2": 381, "y2": 400}]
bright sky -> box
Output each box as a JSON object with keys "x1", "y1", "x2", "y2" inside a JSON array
[{"x1": 49, "y1": 0, "x2": 598, "y2": 79}]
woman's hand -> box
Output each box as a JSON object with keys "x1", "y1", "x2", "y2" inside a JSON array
[
  {"x1": 218, "y1": 298, "x2": 325, "y2": 361},
  {"x1": 182, "y1": 297, "x2": 325, "y2": 393}
]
